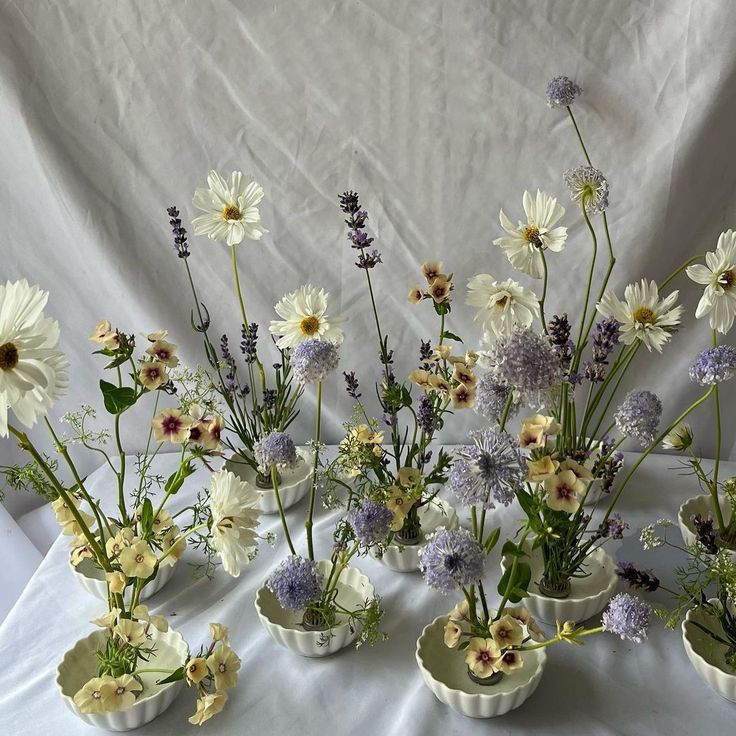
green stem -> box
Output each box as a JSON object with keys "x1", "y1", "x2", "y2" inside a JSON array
[
  {"x1": 567, "y1": 107, "x2": 593, "y2": 166},
  {"x1": 539, "y1": 252, "x2": 549, "y2": 335},
  {"x1": 711, "y1": 330, "x2": 725, "y2": 531},
  {"x1": 271, "y1": 465, "x2": 296, "y2": 555},
  {"x1": 573, "y1": 201, "x2": 598, "y2": 368},
  {"x1": 156, "y1": 522, "x2": 208, "y2": 565},
  {"x1": 306, "y1": 381, "x2": 322, "y2": 561},
  {"x1": 495, "y1": 528, "x2": 531, "y2": 619}
]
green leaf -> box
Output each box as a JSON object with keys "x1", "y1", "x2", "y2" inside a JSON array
[
  {"x1": 516, "y1": 488, "x2": 538, "y2": 520},
  {"x1": 140, "y1": 498, "x2": 154, "y2": 536},
  {"x1": 484, "y1": 527, "x2": 501, "y2": 553},
  {"x1": 164, "y1": 461, "x2": 195, "y2": 496},
  {"x1": 501, "y1": 540, "x2": 523, "y2": 558},
  {"x1": 441, "y1": 330, "x2": 463, "y2": 343},
  {"x1": 498, "y1": 561, "x2": 532, "y2": 603},
  {"x1": 99, "y1": 380, "x2": 137, "y2": 415},
  {"x1": 157, "y1": 666, "x2": 185, "y2": 685}
]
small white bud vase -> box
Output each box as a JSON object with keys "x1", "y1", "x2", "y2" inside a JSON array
[
  {"x1": 70, "y1": 557, "x2": 176, "y2": 603},
  {"x1": 255, "y1": 559, "x2": 374, "y2": 657},
  {"x1": 682, "y1": 602, "x2": 736, "y2": 702},
  {"x1": 225, "y1": 447, "x2": 313, "y2": 514},
  {"x1": 415, "y1": 616, "x2": 546, "y2": 718},
  {"x1": 501, "y1": 540, "x2": 618, "y2": 624},
  {"x1": 56, "y1": 627, "x2": 187, "y2": 732},
  {"x1": 371, "y1": 498, "x2": 458, "y2": 572},
  {"x1": 678, "y1": 493, "x2": 736, "y2": 559}
]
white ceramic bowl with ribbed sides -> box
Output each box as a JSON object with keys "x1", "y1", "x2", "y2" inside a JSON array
[
  {"x1": 678, "y1": 493, "x2": 736, "y2": 558},
  {"x1": 56, "y1": 627, "x2": 188, "y2": 731},
  {"x1": 70, "y1": 557, "x2": 176, "y2": 603},
  {"x1": 416, "y1": 615, "x2": 546, "y2": 718},
  {"x1": 682, "y1": 603, "x2": 736, "y2": 702},
  {"x1": 371, "y1": 499, "x2": 458, "y2": 572},
  {"x1": 501, "y1": 541, "x2": 618, "y2": 624},
  {"x1": 255, "y1": 559, "x2": 374, "y2": 657},
  {"x1": 225, "y1": 447, "x2": 313, "y2": 514}
]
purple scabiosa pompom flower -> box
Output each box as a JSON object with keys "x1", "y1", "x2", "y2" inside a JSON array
[
  {"x1": 419, "y1": 527, "x2": 484, "y2": 593},
  {"x1": 290, "y1": 338, "x2": 340, "y2": 385},
  {"x1": 615, "y1": 561, "x2": 660, "y2": 592},
  {"x1": 488, "y1": 328, "x2": 563, "y2": 410},
  {"x1": 349, "y1": 499, "x2": 393, "y2": 546},
  {"x1": 254, "y1": 431, "x2": 298, "y2": 473},
  {"x1": 267, "y1": 555, "x2": 324, "y2": 611},
  {"x1": 563, "y1": 166, "x2": 610, "y2": 215},
  {"x1": 474, "y1": 373, "x2": 516, "y2": 422},
  {"x1": 614, "y1": 390, "x2": 662, "y2": 447},
  {"x1": 689, "y1": 345, "x2": 736, "y2": 386},
  {"x1": 545, "y1": 76, "x2": 582, "y2": 108},
  {"x1": 601, "y1": 593, "x2": 651, "y2": 643},
  {"x1": 448, "y1": 428, "x2": 525, "y2": 509}
]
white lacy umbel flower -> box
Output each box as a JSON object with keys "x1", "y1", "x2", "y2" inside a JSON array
[
  {"x1": 192, "y1": 170, "x2": 268, "y2": 246},
  {"x1": 208, "y1": 469, "x2": 261, "y2": 577},
  {"x1": 686, "y1": 230, "x2": 736, "y2": 335},
  {"x1": 269, "y1": 285, "x2": 345, "y2": 349},
  {"x1": 0, "y1": 280, "x2": 69, "y2": 437},
  {"x1": 493, "y1": 190, "x2": 567, "y2": 279},
  {"x1": 466, "y1": 275, "x2": 540, "y2": 338},
  {"x1": 597, "y1": 279, "x2": 683, "y2": 352}
]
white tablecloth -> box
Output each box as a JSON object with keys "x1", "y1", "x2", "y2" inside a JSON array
[{"x1": 1, "y1": 451, "x2": 735, "y2": 735}]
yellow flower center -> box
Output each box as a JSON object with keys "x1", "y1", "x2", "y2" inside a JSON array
[
  {"x1": 222, "y1": 204, "x2": 242, "y2": 221},
  {"x1": 522, "y1": 226, "x2": 542, "y2": 246},
  {"x1": 633, "y1": 307, "x2": 656, "y2": 325},
  {"x1": 0, "y1": 342, "x2": 19, "y2": 371},
  {"x1": 135, "y1": 554, "x2": 144, "y2": 563},
  {"x1": 719, "y1": 269, "x2": 735, "y2": 290},
  {"x1": 299, "y1": 315, "x2": 320, "y2": 336},
  {"x1": 495, "y1": 295, "x2": 509, "y2": 308}
]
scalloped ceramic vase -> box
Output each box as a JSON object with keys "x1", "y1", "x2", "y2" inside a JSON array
[
  {"x1": 71, "y1": 556, "x2": 176, "y2": 603},
  {"x1": 501, "y1": 540, "x2": 618, "y2": 624},
  {"x1": 370, "y1": 498, "x2": 458, "y2": 572},
  {"x1": 225, "y1": 447, "x2": 313, "y2": 514},
  {"x1": 255, "y1": 559, "x2": 374, "y2": 657},
  {"x1": 56, "y1": 627, "x2": 188, "y2": 731},
  {"x1": 682, "y1": 603, "x2": 736, "y2": 702},
  {"x1": 678, "y1": 493, "x2": 736, "y2": 560},
  {"x1": 416, "y1": 615, "x2": 546, "y2": 718}
]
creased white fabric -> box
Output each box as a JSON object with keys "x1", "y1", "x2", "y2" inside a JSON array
[{"x1": 0, "y1": 451, "x2": 734, "y2": 735}]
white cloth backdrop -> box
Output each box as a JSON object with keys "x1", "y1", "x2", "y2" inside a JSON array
[{"x1": 1, "y1": 0, "x2": 735, "y2": 522}]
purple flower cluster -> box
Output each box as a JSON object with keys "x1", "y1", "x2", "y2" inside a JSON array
[
  {"x1": 167, "y1": 206, "x2": 190, "y2": 259},
  {"x1": 419, "y1": 527, "x2": 485, "y2": 594},
  {"x1": 601, "y1": 593, "x2": 651, "y2": 643},
  {"x1": 545, "y1": 76, "x2": 582, "y2": 108},
  {"x1": 548, "y1": 313, "x2": 574, "y2": 367},
  {"x1": 563, "y1": 165, "x2": 610, "y2": 215},
  {"x1": 419, "y1": 340, "x2": 433, "y2": 370},
  {"x1": 349, "y1": 499, "x2": 393, "y2": 546},
  {"x1": 691, "y1": 514, "x2": 719, "y2": 554},
  {"x1": 343, "y1": 371, "x2": 361, "y2": 399},
  {"x1": 448, "y1": 428, "x2": 525, "y2": 509},
  {"x1": 220, "y1": 334, "x2": 237, "y2": 392},
  {"x1": 616, "y1": 561, "x2": 660, "y2": 592},
  {"x1": 614, "y1": 390, "x2": 662, "y2": 447},
  {"x1": 474, "y1": 373, "x2": 515, "y2": 422},
  {"x1": 290, "y1": 339, "x2": 340, "y2": 385},
  {"x1": 267, "y1": 556, "x2": 324, "y2": 611},
  {"x1": 689, "y1": 345, "x2": 736, "y2": 386},
  {"x1": 254, "y1": 431, "x2": 298, "y2": 473},
  {"x1": 597, "y1": 513, "x2": 628, "y2": 540},
  {"x1": 240, "y1": 323, "x2": 258, "y2": 364},
  {"x1": 583, "y1": 318, "x2": 621, "y2": 383},
  {"x1": 339, "y1": 191, "x2": 382, "y2": 270},
  {"x1": 416, "y1": 394, "x2": 439, "y2": 435}
]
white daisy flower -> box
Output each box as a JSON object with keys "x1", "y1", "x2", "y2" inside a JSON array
[
  {"x1": 269, "y1": 285, "x2": 345, "y2": 349},
  {"x1": 596, "y1": 279, "x2": 683, "y2": 352},
  {"x1": 0, "y1": 280, "x2": 68, "y2": 437},
  {"x1": 192, "y1": 170, "x2": 268, "y2": 246},
  {"x1": 466, "y1": 275, "x2": 540, "y2": 338},
  {"x1": 686, "y1": 230, "x2": 736, "y2": 335},
  {"x1": 209, "y1": 469, "x2": 261, "y2": 577},
  {"x1": 493, "y1": 190, "x2": 568, "y2": 279}
]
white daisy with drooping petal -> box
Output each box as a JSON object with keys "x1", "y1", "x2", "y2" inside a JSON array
[
  {"x1": 596, "y1": 279, "x2": 683, "y2": 352},
  {"x1": 192, "y1": 170, "x2": 268, "y2": 246},
  {"x1": 0, "y1": 280, "x2": 69, "y2": 437},
  {"x1": 466, "y1": 275, "x2": 540, "y2": 338},
  {"x1": 269, "y1": 285, "x2": 346, "y2": 349},
  {"x1": 686, "y1": 230, "x2": 736, "y2": 335},
  {"x1": 492, "y1": 190, "x2": 568, "y2": 279}
]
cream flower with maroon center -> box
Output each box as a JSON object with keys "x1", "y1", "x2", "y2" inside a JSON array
[
  {"x1": 118, "y1": 539, "x2": 157, "y2": 579},
  {"x1": 101, "y1": 675, "x2": 142, "y2": 712},
  {"x1": 544, "y1": 469, "x2": 583, "y2": 513},
  {"x1": 490, "y1": 614, "x2": 525, "y2": 647},
  {"x1": 207, "y1": 644, "x2": 242, "y2": 691},
  {"x1": 497, "y1": 650, "x2": 524, "y2": 674},
  {"x1": 450, "y1": 383, "x2": 475, "y2": 409},
  {"x1": 152, "y1": 408, "x2": 192, "y2": 444},
  {"x1": 139, "y1": 361, "x2": 168, "y2": 390},
  {"x1": 464, "y1": 637, "x2": 501, "y2": 679},
  {"x1": 452, "y1": 362, "x2": 476, "y2": 388},
  {"x1": 408, "y1": 284, "x2": 424, "y2": 304},
  {"x1": 146, "y1": 339, "x2": 179, "y2": 368},
  {"x1": 428, "y1": 275, "x2": 452, "y2": 303},
  {"x1": 421, "y1": 260, "x2": 445, "y2": 283}
]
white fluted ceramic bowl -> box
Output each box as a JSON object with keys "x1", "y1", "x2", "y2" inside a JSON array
[
  {"x1": 371, "y1": 499, "x2": 458, "y2": 572},
  {"x1": 416, "y1": 615, "x2": 546, "y2": 718},
  {"x1": 678, "y1": 493, "x2": 736, "y2": 559},
  {"x1": 225, "y1": 448, "x2": 313, "y2": 514},
  {"x1": 501, "y1": 541, "x2": 618, "y2": 624},
  {"x1": 255, "y1": 559, "x2": 374, "y2": 657},
  {"x1": 56, "y1": 627, "x2": 187, "y2": 731},
  {"x1": 682, "y1": 602, "x2": 736, "y2": 702},
  {"x1": 71, "y1": 557, "x2": 176, "y2": 603}
]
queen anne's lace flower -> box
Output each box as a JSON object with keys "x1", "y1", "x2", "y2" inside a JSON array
[
  {"x1": 614, "y1": 390, "x2": 662, "y2": 446},
  {"x1": 419, "y1": 527, "x2": 484, "y2": 593},
  {"x1": 267, "y1": 555, "x2": 324, "y2": 611},
  {"x1": 601, "y1": 593, "x2": 651, "y2": 642},
  {"x1": 290, "y1": 339, "x2": 340, "y2": 384},
  {"x1": 545, "y1": 76, "x2": 582, "y2": 108},
  {"x1": 689, "y1": 345, "x2": 736, "y2": 385}
]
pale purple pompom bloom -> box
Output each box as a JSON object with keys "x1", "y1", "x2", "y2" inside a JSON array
[
  {"x1": 563, "y1": 165, "x2": 609, "y2": 215},
  {"x1": 545, "y1": 76, "x2": 582, "y2": 108},
  {"x1": 291, "y1": 338, "x2": 340, "y2": 384},
  {"x1": 614, "y1": 390, "x2": 662, "y2": 447},
  {"x1": 349, "y1": 499, "x2": 393, "y2": 546},
  {"x1": 419, "y1": 527, "x2": 484, "y2": 594},
  {"x1": 449, "y1": 428, "x2": 525, "y2": 509},
  {"x1": 254, "y1": 431, "x2": 298, "y2": 472},
  {"x1": 267, "y1": 555, "x2": 323, "y2": 611},
  {"x1": 689, "y1": 345, "x2": 736, "y2": 386},
  {"x1": 474, "y1": 373, "x2": 516, "y2": 422},
  {"x1": 601, "y1": 593, "x2": 651, "y2": 643}
]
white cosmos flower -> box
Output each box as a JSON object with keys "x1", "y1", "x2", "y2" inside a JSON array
[
  {"x1": 466, "y1": 275, "x2": 539, "y2": 338},
  {"x1": 493, "y1": 190, "x2": 567, "y2": 279},
  {"x1": 269, "y1": 285, "x2": 346, "y2": 349},
  {"x1": 192, "y1": 170, "x2": 268, "y2": 246},
  {"x1": 597, "y1": 279, "x2": 683, "y2": 352},
  {"x1": 209, "y1": 469, "x2": 261, "y2": 577},
  {"x1": 686, "y1": 230, "x2": 736, "y2": 335},
  {"x1": 0, "y1": 280, "x2": 68, "y2": 437}
]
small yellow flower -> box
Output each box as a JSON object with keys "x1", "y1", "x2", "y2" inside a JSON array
[
  {"x1": 408, "y1": 369, "x2": 432, "y2": 391},
  {"x1": 429, "y1": 374, "x2": 451, "y2": 393},
  {"x1": 152, "y1": 408, "x2": 192, "y2": 444},
  {"x1": 450, "y1": 384, "x2": 475, "y2": 409},
  {"x1": 188, "y1": 690, "x2": 228, "y2": 725},
  {"x1": 504, "y1": 606, "x2": 531, "y2": 625},
  {"x1": 443, "y1": 619, "x2": 464, "y2": 648},
  {"x1": 421, "y1": 261, "x2": 444, "y2": 283},
  {"x1": 526, "y1": 455, "x2": 559, "y2": 482},
  {"x1": 89, "y1": 320, "x2": 120, "y2": 350},
  {"x1": 91, "y1": 608, "x2": 121, "y2": 628},
  {"x1": 105, "y1": 527, "x2": 135, "y2": 559},
  {"x1": 73, "y1": 676, "x2": 117, "y2": 714},
  {"x1": 408, "y1": 285, "x2": 424, "y2": 304},
  {"x1": 372, "y1": 445, "x2": 383, "y2": 458},
  {"x1": 204, "y1": 415, "x2": 225, "y2": 450},
  {"x1": 133, "y1": 604, "x2": 169, "y2": 632},
  {"x1": 159, "y1": 526, "x2": 186, "y2": 567},
  {"x1": 430, "y1": 345, "x2": 452, "y2": 362},
  {"x1": 146, "y1": 329, "x2": 168, "y2": 342},
  {"x1": 106, "y1": 571, "x2": 127, "y2": 594},
  {"x1": 146, "y1": 339, "x2": 179, "y2": 367},
  {"x1": 464, "y1": 350, "x2": 479, "y2": 368},
  {"x1": 52, "y1": 496, "x2": 95, "y2": 537},
  {"x1": 118, "y1": 540, "x2": 157, "y2": 579},
  {"x1": 386, "y1": 485, "x2": 418, "y2": 531},
  {"x1": 135, "y1": 506, "x2": 173, "y2": 533},
  {"x1": 518, "y1": 424, "x2": 546, "y2": 449},
  {"x1": 464, "y1": 637, "x2": 501, "y2": 679},
  {"x1": 207, "y1": 644, "x2": 242, "y2": 691},
  {"x1": 209, "y1": 623, "x2": 229, "y2": 642},
  {"x1": 70, "y1": 541, "x2": 94, "y2": 567},
  {"x1": 185, "y1": 657, "x2": 209, "y2": 684},
  {"x1": 114, "y1": 618, "x2": 148, "y2": 647},
  {"x1": 448, "y1": 599, "x2": 471, "y2": 622},
  {"x1": 100, "y1": 674, "x2": 142, "y2": 712},
  {"x1": 490, "y1": 614, "x2": 525, "y2": 648},
  {"x1": 558, "y1": 459, "x2": 593, "y2": 486},
  {"x1": 397, "y1": 466, "x2": 421, "y2": 488},
  {"x1": 139, "y1": 361, "x2": 169, "y2": 390}
]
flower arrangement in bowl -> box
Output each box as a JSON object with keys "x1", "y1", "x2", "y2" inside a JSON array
[{"x1": 460, "y1": 76, "x2": 716, "y2": 623}]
